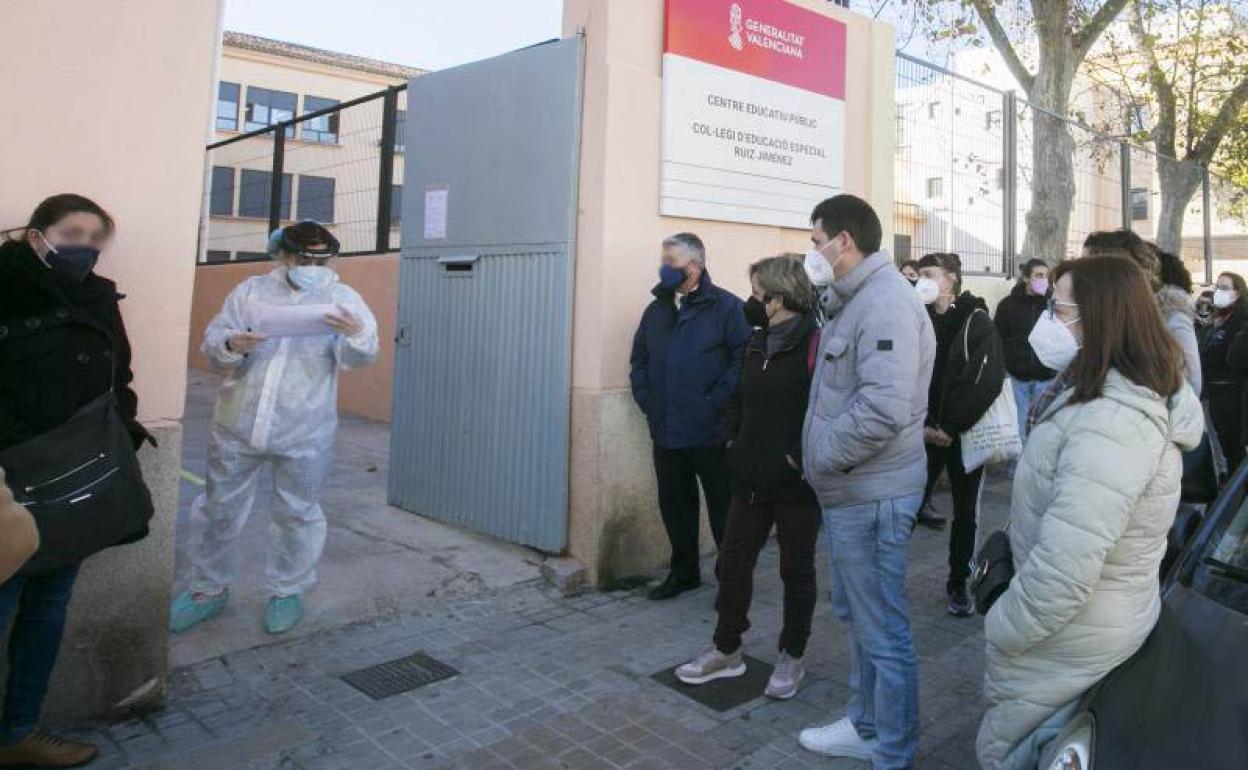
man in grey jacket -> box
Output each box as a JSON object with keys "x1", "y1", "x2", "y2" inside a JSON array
[{"x1": 797, "y1": 195, "x2": 935, "y2": 770}]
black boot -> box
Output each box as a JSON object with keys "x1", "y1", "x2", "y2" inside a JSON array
[{"x1": 648, "y1": 574, "x2": 701, "y2": 600}]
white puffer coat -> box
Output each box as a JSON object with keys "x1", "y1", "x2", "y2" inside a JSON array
[{"x1": 977, "y1": 370, "x2": 1204, "y2": 770}]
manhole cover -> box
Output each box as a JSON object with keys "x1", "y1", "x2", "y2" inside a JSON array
[
  {"x1": 651, "y1": 655, "x2": 774, "y2": 712},
  {"x1": 341, "y1": 652, "x2": 458, "y2": 700}
]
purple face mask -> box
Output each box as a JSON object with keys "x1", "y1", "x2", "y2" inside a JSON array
[{"x1": 1029, "y1": 277, "x2": 1050, "y2": 296}]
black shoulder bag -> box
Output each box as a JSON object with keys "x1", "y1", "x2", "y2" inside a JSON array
[
  {"x1": 970, "y1": 525, "x2": 1013, "y2": 615},
  {"x1": 0, "y1": 304, "x2": 154, "y2": 577}
]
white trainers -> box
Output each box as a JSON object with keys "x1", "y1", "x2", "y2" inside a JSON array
[
  {"x1": 675, "y1": 647, "x2": 746, "y2": 685},
  {"x1": 764, "y1": 652, "x2": 805, "y2": 699},
  {"x1": 799, "y1": 716, "x2": 878, "y2": 760}
]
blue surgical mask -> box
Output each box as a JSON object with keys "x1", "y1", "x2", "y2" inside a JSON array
[
  {"x1": 37, "y1": 231, "x2": 99, "y2": 282},
  {"x1": 288, "y1": 265, "x2": 333, "y2": 291},
  {"x1": 658, "y1": 264, "x2": 687, "y2": 292}
]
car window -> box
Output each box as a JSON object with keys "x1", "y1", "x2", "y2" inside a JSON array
[{"x1": 1194, "y1": 494, "x2": 1248, "y2": 615}]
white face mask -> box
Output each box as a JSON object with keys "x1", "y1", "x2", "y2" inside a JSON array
[
  {"x1": 1213, "y1": 288, "x2": 1237, "y2": 309},
  {"x1": 288, "y1": 265, "x2": 333, "y2": 291},
  {"x1": 914, "y1": 277, "x2": 940, "y2": 305},
  {"x1": 1029, "y1": 313, "x2": 1080, "y2": 372},
  {"x1": 804, "y1": 243, "x2": 836, "y2": 287}
]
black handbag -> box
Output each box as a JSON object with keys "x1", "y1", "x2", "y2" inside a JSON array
[
  {"x1": 0, "y1": 291, "x2": 154, "y2": 577},
  {"x1": 0, "y1": 390, "x2": 153, "y2": 576},
  {"x1": 970, "y1": 527, "x2": 1014, "y2": 615}
]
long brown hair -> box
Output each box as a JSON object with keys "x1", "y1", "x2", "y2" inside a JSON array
[{"x1": 1054, "y1": 256, "x2": 1184, "y2": 403}]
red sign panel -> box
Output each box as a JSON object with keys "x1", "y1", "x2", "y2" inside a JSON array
[{"x1": 664, "y1": 0, "x2": 847, "y2": 100}]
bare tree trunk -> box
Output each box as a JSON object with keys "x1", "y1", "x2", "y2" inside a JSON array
[
  {"x1": 1021, "y1": 41, "x2": 1078, "y2": 261},
  {"x1": 1154, "y1": 155, "x2": 1203, "y2": 255}
]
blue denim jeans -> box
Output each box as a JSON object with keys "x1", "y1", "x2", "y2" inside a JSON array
[
  {"x1": 0, "y1": 563, "x2": 79, "y2": 745},
  {"x1": 824, "y1": 496, "x2": 921, "y2": 770},
  {"x1": 1012, "y1": 378, "x2": 1053, "y2": 439}
]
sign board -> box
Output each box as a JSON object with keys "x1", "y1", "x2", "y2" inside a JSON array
[{"x1": 661, "y1": 0, "x2": 847, "y2": 228}]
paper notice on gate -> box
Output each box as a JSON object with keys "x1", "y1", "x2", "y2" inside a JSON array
[
  {"x1": 253, "y1": 304, "x2": 338, "y2": 337},
  {"x1": 424, "y1": 186, "x2": 448, "y2": 239}
]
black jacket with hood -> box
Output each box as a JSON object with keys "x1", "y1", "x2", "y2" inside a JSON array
[
  {"x1": 994, "y1": 282, "x2": 1055, "y2": 383},
  {"x1": 926, "y1": 291, "x2": 1006, "y2": 436}
]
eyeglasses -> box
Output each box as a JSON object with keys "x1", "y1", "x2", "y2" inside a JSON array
[{"x1": 1046, "y1": 297, "x2": 1080, "y2": 323}]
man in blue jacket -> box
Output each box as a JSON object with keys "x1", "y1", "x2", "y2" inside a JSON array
[{"x1": 630, "y1": 233, "x2": 751, "y2": 600}]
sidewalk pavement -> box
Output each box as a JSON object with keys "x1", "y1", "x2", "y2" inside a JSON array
[{"x1": 66, "y1": 465, "x2": 1008, "y2": 769}]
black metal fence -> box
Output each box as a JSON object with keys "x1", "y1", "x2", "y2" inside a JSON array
[
  {"x1": 893, "y1": 51, "x2": 1248, "y2": 280},
  {"x1": 199, "y1": 84, "x2": 407, "y2": 263}
]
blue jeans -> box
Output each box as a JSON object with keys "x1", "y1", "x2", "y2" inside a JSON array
[
  {"x1": 1012, "y1": 379, "x2": 1053, "y2": 439},
  {"x1": 824, "y1": 496, "x2": 921, "y2": 770},
  {"x1": 0, "y1": 563, "x2": 79, "y2": 745}
]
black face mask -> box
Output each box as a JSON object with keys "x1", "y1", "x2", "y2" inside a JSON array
[
  {"x1": 744, "y1": 296, "x2": 770, "y2": 329},
  {"x1": 43, "y1": 242, "x2": 100, "y2": 282}
]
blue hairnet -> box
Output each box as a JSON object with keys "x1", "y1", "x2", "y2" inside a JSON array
[{"x1": 266, "y1": 228, "x2": 285, "y2": 258}]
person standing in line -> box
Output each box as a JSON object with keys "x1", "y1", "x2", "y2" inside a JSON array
[
  {"x1": 674, "y1": 255, "x2": 822, "y2": 700},
  {"x1": 1083, "y1": 231, "x2": 1201, "y2": 396},
  {"x1": 912, "y1": 253, "x2": 1005, "y2": 617},
  {"x1": 978, "y1": 257, "x2": 1202, "y2": 769},
  {"x1": 994, "y1": 258, "x2": 1055, "y2": 440},
  {"x1": 898, "y1": 260, "x2": 920, "y2": 286},
  {"x1": 796, "y1": 195, "x2": 935, "y2": 770},
  {"x1": 170, "y1": 221, "x2": 378, "y2": 637},
  {"x1": 1206, "y1": 272, "x2": 1248, "y2": 470},
  {"x1": 630, "y1": 233, "x2": 751, "y2": 600},
  {"x1": 0, "y1": 194, "x2": 147, "y2": 768}
]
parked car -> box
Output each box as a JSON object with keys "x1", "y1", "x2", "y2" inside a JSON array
[{"x1": 1039, "y1": 458, "x2": 1248, "y2": 769}]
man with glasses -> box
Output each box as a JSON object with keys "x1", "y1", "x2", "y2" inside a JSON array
[{"x1": 171, "y1": 221, "x2": 379, "y2": 636}]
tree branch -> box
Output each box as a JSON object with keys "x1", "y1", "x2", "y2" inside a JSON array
[
  {"x1": 1190, "y1": 72, "x2": 1248, "y2": 162},
  {"x1": 970, "y1": 0, "x2": 1035, "y2": 92},
  {"x1": 1075, "y1": 0, "x2": 1133, "y2": 61},
  {"x1": 1129, "y1": 0, "x2": 1178, "y2": 157}
]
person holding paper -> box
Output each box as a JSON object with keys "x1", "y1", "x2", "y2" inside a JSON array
[{"x1": 171, "y1": 221, "x2": 378, "y2": 636}]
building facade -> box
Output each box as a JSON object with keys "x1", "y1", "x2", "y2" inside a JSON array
[{"x1": 202, "y1": 32, "x2": 422, "y2": 263}]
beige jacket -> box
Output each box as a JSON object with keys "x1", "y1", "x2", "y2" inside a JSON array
[{"x1": 977, "y1": 370, "x2": 1204, "y2": 770}]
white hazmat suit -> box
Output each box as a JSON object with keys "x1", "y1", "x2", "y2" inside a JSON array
[{"x1": 189, "y1": 267, "x2": 379, "y2": 597}]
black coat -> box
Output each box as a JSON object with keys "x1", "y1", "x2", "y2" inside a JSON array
[
  {"x1": 927, "y1": 292, "x2": 1006, "y2": 435},
  {"x1": 629, "y1": 271, "x2": 751, "y2": 449},
  {"x1": 0, "y1": 239, "x2": 147, "y2": 452},
  {"x1": 994, "y1": 283, "x2": 1055, "y2": 383},
  {"x1": 724, "y1": 313, "x2": 819, "y2": 504}
]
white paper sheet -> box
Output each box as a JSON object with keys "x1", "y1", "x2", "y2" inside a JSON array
[
  {"x1": 253, "y1": 304, "x2": 338, "y2": 337},
  {"x1": 424, "y1": 186, "x2": 448, "y2": 239}
]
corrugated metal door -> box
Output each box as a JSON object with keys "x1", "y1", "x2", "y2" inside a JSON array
[{"x1": 389, "y1": 38, "x2": 582, "y2": 552}]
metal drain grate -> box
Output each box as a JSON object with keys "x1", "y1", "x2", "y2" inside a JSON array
[{"x1": 340, "y1": 652, "x2": 459, "y2": 700}]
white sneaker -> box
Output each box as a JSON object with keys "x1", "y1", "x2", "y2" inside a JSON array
[
  {"x1": 675, "y1": 647, "x2": 746, "y2": 685},
  {"x1": 764, "y1": 652, "x2": 805, "y2": 699},
  {"x1": 799, "y1": 716, "x2": 878, "y2": 760}
]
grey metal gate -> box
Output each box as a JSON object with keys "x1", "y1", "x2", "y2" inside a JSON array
[{"x1": 388, "y1": 37, "x2": 583, "y2": 552}]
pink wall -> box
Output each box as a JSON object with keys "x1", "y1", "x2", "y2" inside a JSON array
[
  {"x1": 187, "y1": 256, "x2": 399, "y2": 423},
  {"x1": 0, "y1": 0, "x2": 222, "y2": 426}
]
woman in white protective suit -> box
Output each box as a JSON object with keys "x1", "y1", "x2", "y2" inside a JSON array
[{"x1": 170, "y1": 221, "x2": 378, "y2": 636}]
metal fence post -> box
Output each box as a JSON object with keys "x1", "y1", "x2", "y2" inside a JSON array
[
  {"x1": 376, "y1": 87, "x2": 399, "y2": 253},
  {"x1": 1002, "y1": 90, "x2": 1018, "y2": 275},
  {"x1": 268, "y1": 126, "x2": 286, "y2": 236},
  {"x1": 1203, "y1": 165, "x2": 1214, "y2": 285},
  {"x1": 1120, "y1": 142, "x2": 1132, "y2": 230}
]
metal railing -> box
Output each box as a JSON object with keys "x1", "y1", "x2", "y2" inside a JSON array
[{"x1": 199, "y1": 84, "x2": 407, "y2": 263}]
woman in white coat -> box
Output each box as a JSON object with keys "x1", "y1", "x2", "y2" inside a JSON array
[{"x1": 977, "y1": 256, "x2": 1204, "y2": 769}]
